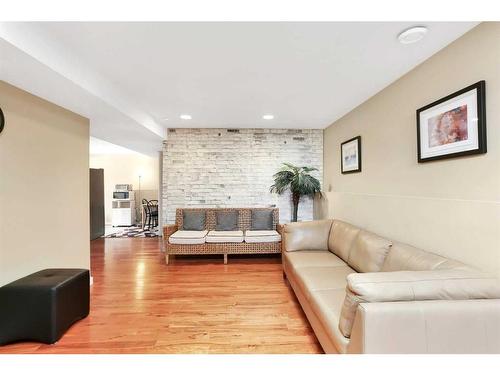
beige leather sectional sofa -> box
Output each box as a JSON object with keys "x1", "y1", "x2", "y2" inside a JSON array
[{"x1": 282, "y1": 219, "x2": 500, "y2": 354}]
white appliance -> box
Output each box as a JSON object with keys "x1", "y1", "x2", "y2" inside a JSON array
[
  {"x1": 111, "y1": 184, "x2": 136, "y2": 226},
  {"x1": 113, "y1": 191, "x2": 135, "y2": 200},
  {"x1": 115, "y1": 184, "x2": 133, "y2": 192}
]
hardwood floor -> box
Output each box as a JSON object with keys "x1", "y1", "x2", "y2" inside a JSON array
[{"x1": 0, "y1": 238, "x2": 322, "y2": 354}]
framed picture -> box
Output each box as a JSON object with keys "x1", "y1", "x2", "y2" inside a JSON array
[
  {"x1": 341, "y1": 136, "x2": 361, "y2": 174},
  {"x1": 0, "y1": 107, "x2": 4, "y2": 134},
  {"x1": 417, "y1": 81, "x2": 486, "y2": 163}
]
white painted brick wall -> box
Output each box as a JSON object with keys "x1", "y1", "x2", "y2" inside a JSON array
[{"x1": 162, "y1": 128, "x2": 323, "y2": 224}]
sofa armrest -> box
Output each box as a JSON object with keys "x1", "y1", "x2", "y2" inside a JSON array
[
  {"x1": 339, "y1": 270, "x2": 500, "y2": 338},
  {"x1": 276, "y1": 224, "x2": 285, "y2": 252},
  {"x1": 283, "y1": 220, "x2": 332, "y2": 252},
  {"x1": 346, "y1": 269, "x2": 500, "y2": 301},
  {"x1": 348, "y1": 299, "x2": 500, "y2": 353},
  {"x1": 163, "y1": 224, "x2": 178, "y2": 241}
]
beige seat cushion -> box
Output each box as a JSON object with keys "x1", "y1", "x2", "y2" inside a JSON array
[
  {"x1": 309, "y1": 289, "x2": 351, "y2": 353},
  {"x1": 207, "y1": 230, "x2": 243, "y2": 237},
  {"x1": 283, "y1": 251, "x2": 346, "y2": 272},
  {"x1": 169, "y1": 230, "x2": 208, "y2": 245},
  {"x1": 328, "y1": 220, "x2": 361, "y2": 262},
  {"x1": 348, "y1": 230, "x2": 392, "y2": 273},
  {"x1": 206, "y1": 230, "x2": 244, "y2": 243},
  {"x1": 294, "y1": 265, "x2": 355, "y2": 300},
  {"x1": 284, "y1": 220, "x2": 333, "y2": 251},
  {"x1": 245, "y1": 230, "x2": 281, "y2": 243}
]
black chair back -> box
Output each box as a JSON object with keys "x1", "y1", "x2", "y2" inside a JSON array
[
  {"x1": 142, "y1": 199, "x2": 151, "y2": 215},
  {"x1": 148, "y1": 200, "x2": 158, "y2": 215}
]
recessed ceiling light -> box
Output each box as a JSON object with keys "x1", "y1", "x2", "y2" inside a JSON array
[
  {"x1": 398, "y1": 26, "x2": 428, "y2": 44},
  {"x1": 180, "y1": 114, "x2": 192, "y2": 120},
  {"x1": 262, "y1": 114, "x2": 274, "y2": 120}
]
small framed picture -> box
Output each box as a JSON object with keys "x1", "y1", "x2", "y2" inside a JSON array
[
  {"x1": 0, "y1": 107, "x2": 4, "y2": 134},
  {"x1": 417, "y1": 81, "x2": 486, "y2": 163},
  {"x1": 341, "y1": 136, "x2": 361, "y2": 174}
]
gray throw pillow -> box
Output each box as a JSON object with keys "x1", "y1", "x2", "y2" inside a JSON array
[
  {"x1": 183, "y1": 210, "x2": 206, "y2": 231},
  {"x1": 251, "y1": 210, "x2": 273, "y2": 230},
  {"x1": 216, "y1": 211, "x2": 239, "y2": 231}
]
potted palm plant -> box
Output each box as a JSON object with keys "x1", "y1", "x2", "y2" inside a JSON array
[{"x1": 270, "y1": 163, "x2": 321, "y2": 222}]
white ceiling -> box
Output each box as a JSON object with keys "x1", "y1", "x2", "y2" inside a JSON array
[
  {"x1": 89, "y1": 136, "x2": 140, "y2": 155},
  {"x1": 0, "y1": 22, "x2": 478, "y2": 153}
]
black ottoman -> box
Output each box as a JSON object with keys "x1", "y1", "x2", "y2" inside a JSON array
[{"x1": 0, "y1": 269, "x2": 90, "y2": 345}]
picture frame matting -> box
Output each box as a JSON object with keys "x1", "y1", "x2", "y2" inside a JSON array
[
  {"x1": 341, "y1": 136, "x2": 361, "y2": 174},
  {"x1": 416, "y1": 80, "x2": 486, "y2": 163}
]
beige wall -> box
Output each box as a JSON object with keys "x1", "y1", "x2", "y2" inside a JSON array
[
  {"x1": 0, "y1": 81, "x2": 90, "y2": 286},
  {"x1": 321, "y1": 23, "x2": 500, "y2": 276},
  {"x1": 89, "y1": 153, "x2": 159, "y2": 225}
]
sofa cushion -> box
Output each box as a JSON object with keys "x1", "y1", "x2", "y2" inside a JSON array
[
  {"x1": 328, "y1": 220, "x2": 361, "y2": 262},
  {"x1": 284, "y1": 220, "x2": 333, "y2": 252},
  {"x1": 206, "y1": 230, "x2": 244, "y2": 243},
  {"x1": 309, "y1": 289, "x2": 351, "y2": 353},
  {"x1": 244, "y1": 230, "x2": 281, "y2": 243},
  {"x1": 182, "y1": 210, "x2": 206, "y2": 231},
  {"x1": 283, "y1": 251, "x2": 346, "y2": 273},
  {"x1": 434, "y1": 259, "x2": 476, "y2": 271},
  {"x1": 338, "y1": 269, "x2": 500, "y2": 338},
  {"x1": 169, "y1": 230, "x2": 208, "y2": 245},
  {"x1": 348, "y1": 230, "x2": 392, "y2": 273},
  {"x1": 251, "y1": 210, "x2": 274, "y2": 230},
  {"x1": 295, "y1": 265, "x2": 354, "y2": 300},
  {"x1": 382, "y1": 242, "x2": 454, "y2": 272},
  {"x1": 215, "y1": 211, "x2": 239, "y2": 231}
]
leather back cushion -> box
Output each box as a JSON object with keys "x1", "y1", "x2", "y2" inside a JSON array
[
  {"x1": 215, "y1": 211, "x2": 239, "y2": 231},
  {"x1": 348, "y1": 230, "x2": 392, "y2": 272},
  {"x1": 183, "y1": 210, "x2": 206, "y2": 230},
  {"x1": 382, "y1": 242, "x2": 474, "y2": 272},
  {"x1": 284, "y1": 220, "x2": 332, "y2": 252},
  {"x1": 382, "y1": 242, "x2": 452, "y2": 272},
  {"x1": 328, "y1": 220, "x2": 361, "y2": 262},
  {"x1": 434, "y1": 259, "x2": 475, "y2": 271}
]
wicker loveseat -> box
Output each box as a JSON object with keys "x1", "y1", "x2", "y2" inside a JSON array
[{"x1": 163, "y1": 207, "x2": 283, "y2": 264}]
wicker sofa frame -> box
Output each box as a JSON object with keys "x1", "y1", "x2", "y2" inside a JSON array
[{"x1": 163, "y1": 207, "x2": 283, "y2": 264}]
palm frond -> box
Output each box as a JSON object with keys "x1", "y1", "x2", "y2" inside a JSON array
[
  {"x1": 301, "y1": 166, "x2": 318, "y2": 173},
  {"x1": 270, "y1": 169, "x2": 294, "y2": 194},
  {"x1": 270, "y1": 162, "x2": 321, "y2": 197}
]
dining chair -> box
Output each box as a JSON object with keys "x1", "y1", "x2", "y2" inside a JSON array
[{"x1": 143, "y1": 199, "x2": 158, "y2": 230}]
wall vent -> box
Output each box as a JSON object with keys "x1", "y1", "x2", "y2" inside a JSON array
[
  {"x1": 293, "y1": 137, "x2": 305, "y2": 141},
  {"x1": 227, "y1": 129, "x2": 240, "y2": 133},
  {"x1": 168, "y1": 129, "x2": 176, "y2": 133}
]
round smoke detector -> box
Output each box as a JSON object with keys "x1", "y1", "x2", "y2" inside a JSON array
[{"x1": 398, "y1": 26, "x2": 428, "y2": 44}]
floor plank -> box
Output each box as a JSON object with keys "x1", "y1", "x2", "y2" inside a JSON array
[{"x1": 0, "y1": 238, "x2": 322, "y2": 354}]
